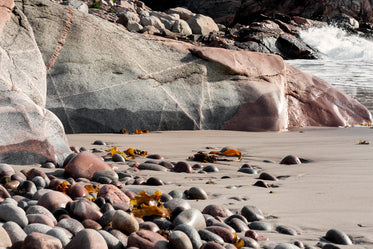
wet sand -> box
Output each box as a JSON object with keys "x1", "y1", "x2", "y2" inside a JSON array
[{"x1": 67, "y1": 127, "x2": 373, "y2": 248}]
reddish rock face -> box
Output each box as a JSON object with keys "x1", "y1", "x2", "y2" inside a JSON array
[
  {"x1": 286, "y1": 64, "x2": 372, "y2": 127},
  {"x1": 64, "y1": 151, "x2": 114, "y2": 180}
]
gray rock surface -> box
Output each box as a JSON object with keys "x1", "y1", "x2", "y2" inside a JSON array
[
  {"x1": 0, "y1": 2, "x2": 71, "y2": 165},
  {"x1": 11, "y1": 0, "x2": 372, "y2": 135}
]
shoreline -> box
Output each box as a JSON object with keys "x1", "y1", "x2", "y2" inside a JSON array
[{"x1": 65, "y1": 127, "x2": 373, "y2": 247}]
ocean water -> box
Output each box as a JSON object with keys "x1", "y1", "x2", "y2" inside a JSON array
[{"x1": 286, "y1": 26, "x2": 373, "y2": 114}]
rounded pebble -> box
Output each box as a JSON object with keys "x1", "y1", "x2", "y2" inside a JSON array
[
  {"x1": 198, "y1": 229, "x2": 224, "y2": 244},
  {"x1": 174, "y1": 223, "x2": 203, "y2": 249},
  {"x1": 249, "y1": 221, "x2": 272, "y2": 231},
  {"x1": 112, "y1": 153, "x2": 126, "y2": 162},
  {"x1": 0, "y1": 203, "x2": 28, "y2": 227},
  {"x1": 98, "y1": 229, "x2": 124, "y2": 249},
  {"x1": 174, "y1": 208, "x2": 206, "y2": 230},
  {"x1": 274, "y1": 243, "x2": 301, "y2": 249},
  {"x1": 47, "y1": 227, "x2": 71, "y2": 246},
  {"x1": 174, "y1": 161, "x2": 193, "y2": 173},
  {"x1": 146, "y1": 177, "x2": 164, "y2": 186},
  {"x1": 112, "y1": 210, "x2": 139, "y2": 235},
  {"x1": 187, "y1": 187, "x2": 208, "y2": 200},
  {"x1": 324, "y1": 228, "x2": 352, "y2": 245},
  {"x1": 241, "y1": 205, "x2": 264, "y2": 222},
  {"x1": 202, "y1": 204, "x2": 233, "y2": 218},
  {"x1": 259, "y1": 172, "x2": 278, "y2": 181},
  {"x1": 203, "y1": 165, "x2": 219, "y2": 172},
  {"x1": 24, "y1": 223, "x2": 53, "y2": 234},
  {"x1": 138, "y1": 163, "x2": 168, "y2": 171},
  {"x1": 170, "y1": 230, "x2": 193, "y2": 249},
  {"x1": 37, "y1": 190, "x2": 72, "y2": 212},
  {"x1": 58, "y1": 218, "x2": 85, "y2": 235},
  {"x1": 280, "y1": 155, "x2": 301, "y2": 165},
  {"x1": 23, "y1": 232, "x2": 63, "y2": 249},
  {"x1": 65, "y1": 229, "x2": 108, "y2": 249}
]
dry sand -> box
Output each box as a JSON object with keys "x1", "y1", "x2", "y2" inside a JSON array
[{"x1": 66, "y1": 127, "x2": 373, "y2": 248}]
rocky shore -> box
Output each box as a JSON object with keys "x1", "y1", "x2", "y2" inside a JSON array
[{"x1": 1, "y1": 128, "x2": 373, "y2": 248}]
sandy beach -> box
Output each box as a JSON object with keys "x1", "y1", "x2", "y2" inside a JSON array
[{"x1": 65, "y1": 127, "x2": 373, "y2": 248}]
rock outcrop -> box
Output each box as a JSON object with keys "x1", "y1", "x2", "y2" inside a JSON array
[
  {"x1": 0, "y1": 1, "x2": 71, "y2": 165},
  {"x1": 174, "y1": 0, "x2": 373, "y2": 26},
  {"x1": 15, "y1": 0, "x2": 371, "y2": 133}
]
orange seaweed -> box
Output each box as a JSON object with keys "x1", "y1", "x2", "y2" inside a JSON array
[
  {"x1": 210, "y1": 148, "x2": 242, "y2": 158},
  {"x1": 130, "y1": 190, "x2": 170, "y2": 218}
]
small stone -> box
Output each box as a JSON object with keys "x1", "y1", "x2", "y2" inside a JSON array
[
  {"x1": 32, "y1": 176, "x2": 47, "y2": 189},
  {"x1": 69, "y1": 198, "x2": 103, "y2": 221},
  {"x1": 47, "y1": 227, "x2": 71, "y2": 247},
  {"x1": 98, "y1": 229, "x2": 124, "y2": 249},
  {"x1": 192, "y1": 164, "x2": 203, "y2": 170},
  {"x1": 146, "y1": 177, "x2": 164, "y2": 186},
  {"x1": 99, "y1": 210, "x2": 116, "y2": 227},
  {"x1": 24, "y1": 223, "x2": 53, "y2": 234},
  {"x1": 187, "y1": 187, "x2": 208, "y2": 200},
  {"x1": 153, "y1": 218, "x2": 174, "y2": 230},
  {"x1": 146, "y1": 154, "x2": 164, "y2": 160},
  {"x1": 164, "y1": 198, "x2": 191, "y2": 213},
  {"x1": 241, "y1": 205, "x2": 264, "y2": 222},
  {"x1": 205, "y1": 226, "x2": 235, "y2": 243},
  {"x1": 198, "y1": 229, "x2": 224, "y2": 244},
  {"x1": 280, "y1": 155, "x2": 301, "y2": 165},
  {"x1": 27, "y1": 214, "x2": 55, "y2": 227},
  {"x1": 259, "y1": 172, "x2": 278, "y2": 181},
  {"x1": 274, "y1": 243, "x2": 301, "y2": 249},
  {"x1": 276, "y1": 225, "x2": 298, "y2": 235},
  {"x1": 159, "y1": 161, "x2": 174, "y2": 169},
  {"x1": 245, "y1": 230, "x2": 268, "y2": 241},
  {"x1": 17, "y1": 180, "x2": 37, "y2": 196},
  {"x1": 112, "y1": 210, "x2": 139, "y2": 235},
  {"x1": 168, "y1": 190, "x2": 185, "y2": 199},
  {"x1": 253, "y1": 180, "x2": 270, "y2": 188},
  {"x1": 170, "y1": 230, "x2": 193, "y2": 249},
  {"x1": 42, "y1": 162, "x2": 56, "y2": 168},
  {"x1": 64, "y1": 151, "x2": 114, "y2": 180},
  {"x1": 0, "y1": 163, "x2": 15, "y2": 178},
  {"x1": 174, "y1": 161, "x2": 193, "y2": 173},
  {"x1": 249, "y1": 221, "x2": 272, "y2": 231},
  {"x1": 139, "y1": 221, "x2": 160, "y2": 233},
  {"x1": 58, "y1": 218, "x2": 85, "y2": 236},
  {"x1": 324, "y1": 229, "x2": 352, "y2": 245},
  {"x1": 0, "y1": 203, "x2": 28, "y2": 227},
  {"x1": 82, "y1": 219, "x2": 102, "y2": 230},
  {"x1": 202, "y1": 204, "x2": 233, "y2": 218},
  {"x1": 0, "y1": 185, "x2": 10, "y2": 200},
  {"x1": 37, "y1": 190, "x2": 72, "y2": 212},
  {"x1": 26, "y1": 205, "x2": 57, "y2": 225},
  {"x1": 240, "y1": 237, "x2": 261, "y2": 248},
  {"x1": 65, "y1": 229, "x2": 108, "y2": 249},
  {"x1": 138, "y1": 163, "x2": 168, "y2": 171},
  {"x1": 0, "y1": 226, "x2": 12, "y2": 248},
  {"x1": 23, "y1": 232, "x2": 63, "y2": 249},
  {"x1": 174, "y1": 208, "x2": 206, "y2": 230},
  {"x1": 238, "y1": 167, "x2": 257, "y2": 174},
  {"x1": 174, "y1": 224, "x2": 202, "y2": 249},
  {"x1": 97, "y1": 184, "x2": 130, "y2": 205},
  {"x1": 200, "y1": 241, "x2": 226, "y2": 249},
  {"x1": 203, "y1": 165, "x2": 219, "y2": 172},
  {"x1": 112, "y1": 153, "x2": 126, "y2": 162},
  {"x1": 225, "y1": 217, "x2": 249, "y2": 232},
  {"x1": 127, "y1": 229, "x2": 167, "y2": 248},
  {"x1": 93, "y1": 140, "x2": 106, "y2": 145},
  {"x1": 93, "y1": 170, "x2": 119, "y2": 182},
  {"x1": 68, "y1": 184, "x2": 89, "y2": 199},
  {"x1": 2, "y1": 221, "x2": 27, "y2": 244}
]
